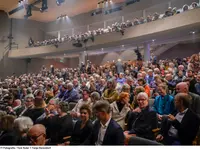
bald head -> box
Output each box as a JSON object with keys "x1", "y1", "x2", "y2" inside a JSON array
[
  {"x1": 176, "y1": 82, "x2": 188, "y2": 94},
  {"x1": 28, "y1": 124, "x2": 46, "y2": 146}
]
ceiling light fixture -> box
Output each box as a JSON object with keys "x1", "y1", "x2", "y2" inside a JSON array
[{"x1": 152, "y1": 39, "x2": 156, "y2": 42}]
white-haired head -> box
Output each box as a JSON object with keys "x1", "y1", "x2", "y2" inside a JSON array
[{"x1": 14, "y1": 117, "x2": 33, "y2": 135}]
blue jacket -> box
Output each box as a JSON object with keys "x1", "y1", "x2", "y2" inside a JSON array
[
  {"x1": 63, "y1": 89, "x2": 79, "y2": 103},
  {"x1": 153, "y1": 95, "x2": 175, "y2": 115}
]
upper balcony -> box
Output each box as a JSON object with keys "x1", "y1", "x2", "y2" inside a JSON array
[{"x1": 8, "y1": 0, "x2": 200, "y2": 59}]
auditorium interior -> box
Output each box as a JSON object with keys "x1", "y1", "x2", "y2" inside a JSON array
[{"x1": 0, "y1": 0, "x2": 200, "y2": 146}]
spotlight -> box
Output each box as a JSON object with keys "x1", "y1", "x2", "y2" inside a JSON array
[
  {"x1": 40, "y1": 0, "x2": 48, "y2": 12},
  {"x1": 56, "y1": 0, "x2": 65, "y2": 6}
]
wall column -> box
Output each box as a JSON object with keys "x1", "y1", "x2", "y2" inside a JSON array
[
  {"x1": 79, "y1": 52, "x2": 85, "y2": 67},
  {"x1": 144, "y1": 43, "x2": 151, "y2": 62}
]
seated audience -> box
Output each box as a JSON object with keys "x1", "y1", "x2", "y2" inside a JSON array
[
  {"x1": 84, "y1": 100, "x2": 124, "y2": 145},
  {"x1": 0, "y1": 115, "x2": 17, "y2": 145},
  {"x1": 176, "y1": 82, "x2": 200, "y2": 118},
  {"x1": 27, "y1": 124, "x2": 47, "y2": 146},
  {"x1": 14, "y1": 116, "x2": 33, "y2": 145},
  {"x1": 125, "y1": 92, "x2": 158, "y2": 140},
  {"x1": 71, "y1": 89, "x2": 91, "y2": 117},
  {"x1": 110, "y1": 92, "x2": 131, "y2": 130},
  {"x1": 69, "y1": 104, "x2": 93, "y2": 145},
  {"x1": 102, "y1": 79, "x2": 119, "y2": 103},
  {"x1": 153, "y1": 84, "x2": 175, "y2": 120},
  {"x1": 156, "y1": 93, "x2": 200, "y2": 145},
  {"x1": 62, "y1": 83, "x2": 79, "y2": 103},
  {"x1": 137, "y1": 78, "x2": 151, "y2": 97}
]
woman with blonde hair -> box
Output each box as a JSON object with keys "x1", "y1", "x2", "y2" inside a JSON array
[{"x1": 110, "y1": 92, "x2": 130, "y2": 130}]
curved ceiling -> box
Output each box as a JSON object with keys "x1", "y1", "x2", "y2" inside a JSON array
[{"x1": 0, "y1": 0, "x2": 125, "y2": 22}]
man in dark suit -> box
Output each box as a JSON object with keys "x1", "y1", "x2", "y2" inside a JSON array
[
  {"x1": 84, "y1": 100, "x2": 124, "y2": 145},
  {"x1": 156, "y1": 93, "x2": 200, "y2": 145}
]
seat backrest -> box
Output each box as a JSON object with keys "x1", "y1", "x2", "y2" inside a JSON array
[
  {"x1": 68, "y1": 102, "x2": 77, "y2": 111},
  {"x1": 128, "y1": 136, "x2": 162, "y2": 145},
  {"x1": 149, "y1": 99, "x2": 155, "y2": 107}
]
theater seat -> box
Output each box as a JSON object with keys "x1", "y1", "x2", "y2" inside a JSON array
[
  {"x1": 149, "y1": 99, "x2": 155, "y2": 107},
  {"x1": 128, "y1": 136, "x2": 162, "y2": 145},
  {"x1": 68, "y1": 102, "x2": 77, "y2": 111}
]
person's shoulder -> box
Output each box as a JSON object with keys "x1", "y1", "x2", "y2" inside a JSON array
[
  {"x1": 110, "y1": 119, "x2": 122, "y2": 129},
  {"x1": 189, "y1": 92, "x2": 200, "y2": 98},
  {"x1": 168, "y1": 95, "x2": 174, "y2": 100}
]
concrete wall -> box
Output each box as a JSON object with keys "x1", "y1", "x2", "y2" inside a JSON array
[
  {"x1": 158, "y1": 42, "x2": 200, "y2": 59},
  {"x1": 0, "y1": 11, "x2": 46, "y2": 78}
]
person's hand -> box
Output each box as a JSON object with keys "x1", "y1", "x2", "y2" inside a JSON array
[
  {"x1": 70, "y1": 111, "x2": 78, "y2": 118},
  {"x1": 168, "y1": 114, "x2": 176, "y2": 121},
  {"x1": 132, "y1": 107, "x2": 141, "y2": 113},
  {"x1": 156, "y1": 134, "x2": 164, "y2": 142},
  {"x1": 45, "y1": 108, "x2": 50, "y2": 115},
  {"x1": 47, "y1": 114, "x2": 54, "y2": 118},
  {"x1": 157, "y1": 114, "x2": 163, "y2": 120}
]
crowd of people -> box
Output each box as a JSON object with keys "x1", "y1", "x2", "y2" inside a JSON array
[
  {"x1": 0, "y1": 52, "x2": 199, "y2": 146},
  {"x1": 28, "y1": 2, "x2": 200, "y2": 48}
]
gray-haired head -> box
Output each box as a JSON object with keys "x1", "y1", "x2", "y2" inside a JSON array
[
  {"x1": 14, "y1": 116, "x2": 33, "y2": 135},
  {"x1": 137, "y1": 92, "x2": 148, "y2": 100},
  {"x1": 91, "y1": 92, "x2": 100, "y2": 101},
  {"x1": 67, "y1": 82, "x2": 73, "y2": 90}
]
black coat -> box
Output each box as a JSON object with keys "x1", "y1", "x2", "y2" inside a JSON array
[
  {"x1": 41, "y1": 114, "x2": 74, "y2": 145},
  {"x1": 0, "y1": 130, "x2": 19, "y2": 145},
  {"x1": 161, "y1": 109, "x2": 200, "y2": 145},
  {"x1": 70, "y1": 120, "x2": 93, "y2": 145},
  {"x1": 84, "y1": 119, "x2": 124, "y2": 145},
  {"x1": 127, "y1": 106, "x2": 158, "y2": 140},
  {"x1": 23, "y1": 107, "x2": 44, "y2": 124}
]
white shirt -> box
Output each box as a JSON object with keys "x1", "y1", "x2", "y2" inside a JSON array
[{"x1": 95, "y1": 117, "x2": 111, "y2": 145}]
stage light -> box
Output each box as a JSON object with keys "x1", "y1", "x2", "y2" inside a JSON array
[
  {"x1": 40, "y1": 0, "x2": 48, "y2": 12},
  {"x1": 56, "y1": 0, "x2": 65, "y2": 6}
]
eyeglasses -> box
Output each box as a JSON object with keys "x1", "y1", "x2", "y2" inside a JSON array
[
  {"x1": 27, "y1": 133, "x2": 44, "y2": 142},
  {"x1": 137, "y1": 99, "x2": 146, "y2": 102}
]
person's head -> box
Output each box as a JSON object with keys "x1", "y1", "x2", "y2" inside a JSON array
[
  {"x1": 93, "y1": 100, "x2": 111, "y2": 122},
  {"x1": 157, "y1": 84, "x2": 168, "y2": 96},
  {"x1": 53, "y1": 84, "x2": 59, "y2": 91},
  {"x1": 80, "y1": 104, "x2": 91, "y2": 122},
  {"x1": 137, "y1": 73, "x2": 143, "y2": 79},
  {"x1": 27, "y1": 124, "x2": 46, "y2": 146},
  {"x1": 22, "y1": 88, "x2": 27, "y2": 95},
  {"x1": 82, "y1": 89, "x2": 90, "y2": 101},
  {"x1": 107, "y1": 79, "x2": 116, "y2": 90},
  {"x1": 14, "y1": 117, "x2": 33, "y2": 137},
  {"x1": 174, "y1": 93, "x2": 190, "y2": 111},
  {"x1": 121, "y1": 83, "x2": 130, "y2": 93},
  {"x1": 138, "y1": 78, "x2": 146, "y2": 86},
  {"x1": 126, "y1": 77, "x2": 133, "y2": 86},
  {"x1": 154, "y1": 68, "x2": 160, "y2": 74},
  {"x1": 147, "y1": 69, "x2": 153, "y2": 76},
  {"x1": 4, "y1": 94, "x2": 14, "y2": 106},
  {"x1": 0, "y1": 115, "x2": 16, "y2": 131},
  {"x1": 165, "y1": 74, "x2": 172, "y2": 81},
  {"x1": 134, "y1": 86, "x2": 145, "y2": 96},
  {"x1": 137, "y1": 92, "x2": 149, "y2": 109},
  {"x1": 178, "y1": 65, "x2": 184, "y2": 71},
  {"x1": 187, "y1": 70, "x2": 194, "y2": 78},
  {"x1": 118, "y1": 92, "x2": 130, "y2": 104},
  {"x1": 178, "y1": 70, "x2": 183, "y2": 77},
  {"x1": 25, "y1": 94, "x2": 34, "y2": 108},
  {"x1": 90, "y1": 92, "x2": 100, "y2": 104},
  {"x1": 176, "y1": 82, "x2": 189, "y2": 94},
  {"x1": 73, "y1": 79, "x2": 78, "y2": 86},
  {"x1": 119, "y1": 73, "x2": 124, "y2": 78},
  {"x1": 67, "y1": 83, "x2": 73, "y2": 91},
  {"x1": 56, "y1": 102, "x2": 68, "y2": 115}
]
